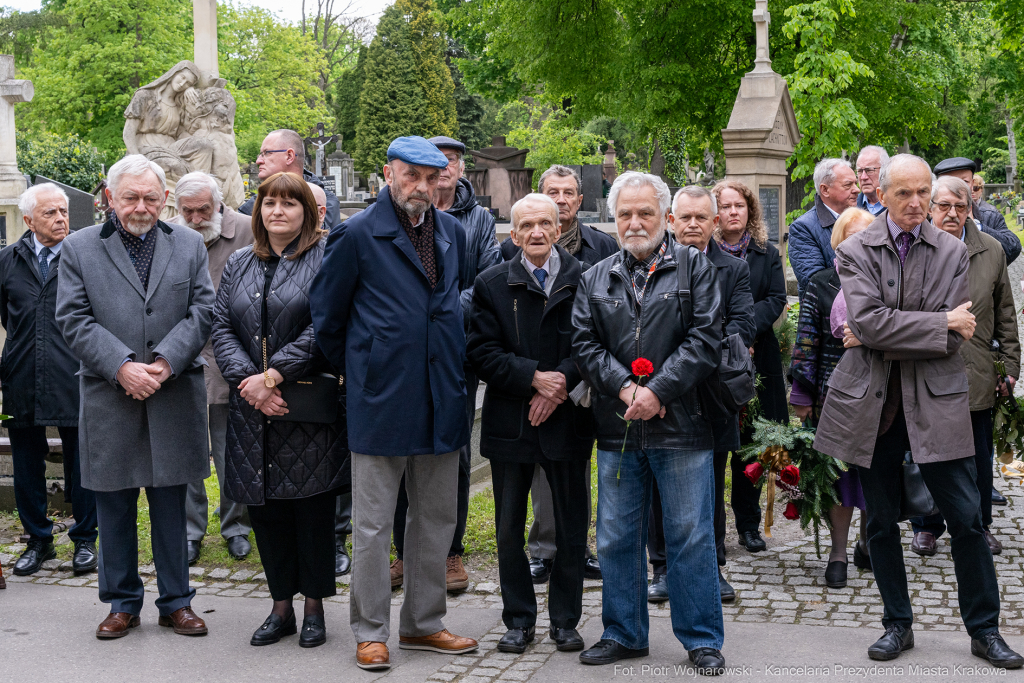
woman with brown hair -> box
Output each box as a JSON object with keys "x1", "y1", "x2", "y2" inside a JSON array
[
  {"x1": 212, "y1": 172, "x2": 349, "y2": 648},
  {"x1": 711, "y1": 179, "x2": 788, "y2": 553}
]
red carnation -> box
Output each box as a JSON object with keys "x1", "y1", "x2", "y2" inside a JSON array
[
  {"x1": 783, "y1": 501, "x2": 800, "y2": 520},
  {"x1": 743, "y1": 462, "x2": 764, "y2": 484},
  {"x1": 632, "y1": 357, "x2": 654, "y2": 377},
  {"x1": 780, "y1": 465, "x2": 801, "y2": 487}
]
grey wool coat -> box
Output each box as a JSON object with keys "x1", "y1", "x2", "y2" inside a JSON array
[{"x1": 55, "y1": 218, "x2": 216, "y2": 491}]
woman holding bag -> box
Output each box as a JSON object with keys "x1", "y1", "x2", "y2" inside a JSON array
[{"x1": 212, "y1": 172, "x2": 349, "y2": 649}]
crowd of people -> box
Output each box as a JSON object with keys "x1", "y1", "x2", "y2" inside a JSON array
[{"x1": 1, "y1": 129, "x2": 1023, "y2": 674}]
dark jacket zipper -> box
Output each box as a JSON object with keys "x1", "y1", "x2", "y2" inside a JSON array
[{"x1": 513, "y1": 298, "x2": 520, "y2": 345}]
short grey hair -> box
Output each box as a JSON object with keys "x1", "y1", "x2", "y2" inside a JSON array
[
  {"x1": 932, "y1": 175, "x2": 970, "y2": 203},
  {"x1": 174, "y1": 172, "x2": 223, "y2": 210},
  {"x1": 510, "y1": 193, "x2": 559, "y2": 229},
  {"x1": 813, "y1": 158, "x2": 853, "y2": 193},
  {"x1": 18, "y1": 183, "x2": 69, "y2": 216},
  {"x1": 879, "y1": 154, "x2": 932, "y2": 193},
  {"x1": 857, "y1": 145, "x2": 890, "y2": 168},
  {"x1": 108, "y1": 154, "x2": 167, "y2": 195},
  {"x1": 538, "y1": 165, "x2": 582, "y2": 195},
  {"x1": 607, "y1": 171, "x2": 671, "y2": 217},
  {"x1": 673, "y1": 186, "x2": 717, "y2": 215},
  {"x1": 269, "y1": 129, "x2": 305, "y2": 165}
]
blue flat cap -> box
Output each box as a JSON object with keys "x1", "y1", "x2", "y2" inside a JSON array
[
  {"x1": 934, "y1": 157, "x2": 977, "y2": 176},
  {"x1": 387, "y1": 136, "x2": 449, "y2": 168},
  {"x1": 428, "y1": 136, "x2": 466, "y2": 155}
]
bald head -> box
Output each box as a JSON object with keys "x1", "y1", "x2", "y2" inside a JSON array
[
  {"x1": 258, "y1": 130, "x2": 305, "y2": 179},
  {"x1": 308, "y1": 182, "x2": 328, "y2": 229}
]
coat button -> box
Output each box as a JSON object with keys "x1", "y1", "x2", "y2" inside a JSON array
[
  {"x1": 146, "y1": 341, "x2": 154, "y2": 348},
  {"x1": 430, "y1": 356, "x2": 438, "y2": 364},
  {"x1": 257, "y1": 468, "x2": 262, "y2": 475},
  {"x1": 146, "y1": 308, "x2": 153, "y2": 316},
  {"x1": 888, "y1": 279, "x2": 895, "y2": 287},
  {"x1": 430, "y1": 313, "x2": 437, "y2": 322},
  {"x1": 875, "y1": 391, "x2": 882, "y2": 398}
]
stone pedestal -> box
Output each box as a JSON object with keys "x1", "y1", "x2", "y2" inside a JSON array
[{"x1": 467, "y1": 136, "x2": 534, "y2": 221}]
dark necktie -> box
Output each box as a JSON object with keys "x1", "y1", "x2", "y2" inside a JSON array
[
  {"x1": 535, "y1": 267, "x2": 547, "y2": 291},
  {"x1": 38, "y1": 247, "x2": 51, "y2": 281},
  {"x1": 896, "y1": 231, "x2": 913, "y2": 265}
]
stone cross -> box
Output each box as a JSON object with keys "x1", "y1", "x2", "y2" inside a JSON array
[
  {"x1": 0, "y1": 55, "x2": 33, "y2": 192},
  {"x1": 193, "y1": 0, "x2": 219, "y2": 78},
  {"x1": 752, "y1": 0, "x2": 772, "y2": 74},
  {"x1": 305, "y1": 123, "x2": 338, "y2": 178}
]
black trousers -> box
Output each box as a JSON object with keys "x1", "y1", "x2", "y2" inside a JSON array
[
  {"x1": 732, "y1": 435, "x2": 762, "y2": 534},
  {"x1": 492, "y1": 458, "x2": 588, "y2": 630},
  {"x1": 249, "y1": 490, "x2": 338, "y2": 601},
  {"x1": 857, "y1": 410, "x2": 1000, "y2": 638}
]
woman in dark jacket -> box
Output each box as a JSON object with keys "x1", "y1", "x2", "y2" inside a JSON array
[
  {"x1": 712, "y1": 180, "x2": 788, "y2": 552},
  {"x1": 467, "y1": 194, "x2": 594, "y2": 654},
  {"x1": 212, "y1": 172, "x2": 348, "y2": 649}
]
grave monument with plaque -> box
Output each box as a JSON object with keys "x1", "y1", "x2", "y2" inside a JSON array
[{"x1": 0, "y1": 55, "x2": 32, "y2": 246}]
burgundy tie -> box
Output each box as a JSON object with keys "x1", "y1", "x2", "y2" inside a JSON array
[{"x1": 896, "y1": 232, "x2": 913, "y2": 265}]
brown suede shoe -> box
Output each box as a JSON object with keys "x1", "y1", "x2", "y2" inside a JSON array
[
  {"x1": 390, "y1": 558, "x2": 404, "y2": 589},
  {"x1": 910, "y1": 532, "x2": 937, "y2": 556},
  {"x1": 158, "y1": 606, "x2": 208, "y2": 635},
  {"x1": 984, "y1": 529, "x2": 1003, "y2": 555},
  {"x1": 96, "y1": 612, "x2": 141, "y2": 639},
  {"x1": 399, "y1": 629, "x2": 478, "y2": 654},
  {"x1": 446, "y1": 555, "x2": 469, "y2": 592},
  {"x1": 356, "y1": 641, "x2": 391, "y2": 670}
]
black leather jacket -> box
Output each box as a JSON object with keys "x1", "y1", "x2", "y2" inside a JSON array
[{"x1": 571, "y1": 237, "x2": 722, "y2": 451}]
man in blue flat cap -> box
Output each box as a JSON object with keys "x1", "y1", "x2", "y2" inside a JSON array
[{"x1": 310, "y1": 136, "x2": 478, "y2": 671}]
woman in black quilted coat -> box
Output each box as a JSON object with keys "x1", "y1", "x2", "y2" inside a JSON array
[{"x1": 212, "y1": 172, "x2": 349, "y2": 649}]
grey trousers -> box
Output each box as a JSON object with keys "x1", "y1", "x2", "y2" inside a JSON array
[
  {"x1": 528, "y1": 458, "x2": 593, "y2": 561},
  {"x1": 350, "y1": 450, "x2": 458, "y2": 643},
  {"x1": 186, "y1": 404, "x2": 251, "y2": 542}
]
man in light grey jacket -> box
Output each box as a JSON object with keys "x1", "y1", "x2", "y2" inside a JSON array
[{"x1": 56, "y1": 155, "x2": 216, "y2": 640}]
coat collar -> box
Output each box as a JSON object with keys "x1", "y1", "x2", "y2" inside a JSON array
[
  {"x1": 963, "y1": 217, "x2": 988, "y2": 258},
  {"x1": 98, "y1": 217, "x2": 175, "y2": 300},
  {"x1": 370, "y1": 186, "x2": 452, "y2": 285},
  {"x1": 815, "y1": 194, "x2": 839, "y2": 229},
  {"x1": 507, "y1": 244, "x2": 580, "y2": 292},
  {"x1": 13, "y1": 231, "x2": 56, "y2": 285},
  {"x1": 705, "y1": 236, "x2": 738, "y2": 267},
  {"x1": 221, "y1": 205, "x2": 238, "y2": 240},
  {"x1": 858, "y1": 210, "x2": 942, "y2": 249}
]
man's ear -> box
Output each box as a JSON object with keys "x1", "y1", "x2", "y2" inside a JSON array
[{"x1": 877, "y1": 187, "x2": 888, "y2": 208}]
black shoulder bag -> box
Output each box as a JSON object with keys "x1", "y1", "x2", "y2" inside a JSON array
[{"x1": 263, "y1": 336, "x2": 343, "y2": 424}]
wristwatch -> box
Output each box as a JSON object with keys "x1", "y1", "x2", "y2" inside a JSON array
[
  {"x1": 264, "y1": 370, "x2": 277, "y2": 389},
  {"x1": 621, "y1": 378, "x2": 632, "y2": 390}
]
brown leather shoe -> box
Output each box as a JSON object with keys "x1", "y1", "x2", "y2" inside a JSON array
[
  {"x1": 356, "y1": 641, "x2": 391, "y2": 670},
  {"x1": 984, "y1": 529, "x2": 1003, "y2": 555},
  {"x1": 911, "y1": 532, "x2": 937, "y2": 556},
  {"x1": 157, "y1": 606, "x2": 208, "y2": 635},
  {"x1": 399, "y1": 629, "x2": 478, "y2": 654},
  {"x1": 96, "y1": 612, "x2": 141, "y2": 639},
  {"x1": 446, "y1": 555, "x2": 469, "y2": 592},
  {"x1": 390, "y1": 558, "x2": 403, "y2": 589}
]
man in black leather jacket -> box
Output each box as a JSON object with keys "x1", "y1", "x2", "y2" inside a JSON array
[{"x1": 572, "y1": 171, "x2": 726, "y2": 673}]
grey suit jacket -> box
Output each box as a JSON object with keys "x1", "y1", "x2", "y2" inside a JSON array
[{"x1": 56, "y1": 218, "x2": 216, "y2": 491}]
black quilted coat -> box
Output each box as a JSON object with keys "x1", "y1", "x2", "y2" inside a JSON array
[
  {"x1": 212, "y1": 238, "x2": 349, "y2": 505},
  {"x1": 788, "y1": 267, "x2": 845, "y2": 412}
]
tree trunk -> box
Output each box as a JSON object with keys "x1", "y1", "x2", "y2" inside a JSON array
[{"x1": 1006, "y1": 97, "x2": 1018, "y2": 185}]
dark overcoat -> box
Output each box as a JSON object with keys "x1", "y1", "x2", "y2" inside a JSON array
[
  {"x1": 501, "y1": 222, "x2": 618, "y2": 272},
  {"x1": 742, "y1": 238, "x2": 789, "y2": 425}
]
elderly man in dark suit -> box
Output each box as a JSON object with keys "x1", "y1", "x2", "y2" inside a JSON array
[
  {"x1": 56, "y1": 154, "x2": 215, "y2": 640},
  {"x1": 3, "y1": 183, "x2": 97, "y2": 577}
]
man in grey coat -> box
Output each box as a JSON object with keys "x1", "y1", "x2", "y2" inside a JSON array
[{"x1": 56, "y1": 155, "x2": 216, "y2": 640}]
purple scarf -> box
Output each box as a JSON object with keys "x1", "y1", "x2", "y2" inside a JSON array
[{"x1": 717, "y1": 231, "x2": 751, "y2": 260}]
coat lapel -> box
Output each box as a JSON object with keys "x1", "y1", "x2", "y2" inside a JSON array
[
  {"x1": 372, "y1": 187, "x2": 431, "y2": 283},
  {"x1": 14, "y1": 236, "x2": 42, "y2": 285},
  {"x1": 100, "y1": 220, "x2": 146, "y2": 299},
  {"x1": 145, "y1": 224, "x2": 174, "y2": 303}
]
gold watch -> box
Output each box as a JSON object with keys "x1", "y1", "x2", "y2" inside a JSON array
[{"x1": 262, "y1": 337, "x2": 276, "y2": 388}]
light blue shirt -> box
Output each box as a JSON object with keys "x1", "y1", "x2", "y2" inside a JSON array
[
  {"x1": 521, "y1": 247, "x2": 560, "y2": 296},
  {"x1": 32, "y1": 234, "x2": 61, "y2": 265}
]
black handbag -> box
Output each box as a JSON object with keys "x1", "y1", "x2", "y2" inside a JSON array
[
  {"x1": 898, "y1": 451, "x2": 940, "y2": 521},
  {"x1": 269, "y1": 373, "x2": 343, "y2": 424}
]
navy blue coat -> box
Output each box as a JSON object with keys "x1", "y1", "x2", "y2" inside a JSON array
[
  {"x1": 788, "y1": 194, "x2": 839, "y2": 297},
  {"x1": 310, "y1": 185, "x2": 469, "y2": 457}
]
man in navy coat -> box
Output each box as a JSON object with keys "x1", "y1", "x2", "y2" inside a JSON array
[{"x1": 310, "y1": 136, "x2": 478, "y2": 671}]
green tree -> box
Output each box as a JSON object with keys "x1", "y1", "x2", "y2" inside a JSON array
[
  {"x1": 502, "y1": 102, "x2": 603, "y2": 187},
  {"x1": 404, "y1": 0, "x2": 458, "y2": 138},
  {"x1": 332, "y1": 44, "x2": 366, "y2": 154},
  {"x1": 15, "y1": 131, "x2": 104, "y2": 191}
]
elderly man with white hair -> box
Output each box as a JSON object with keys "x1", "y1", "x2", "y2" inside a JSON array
[
  {"x1": 2, "y1": 183, "x2": 98, "y2": 578},
  {"x1": 170, "y1": 171, "x2": 254, "y2": 564},
  {"x1": 855, "y1": 145, "x2": 890, "y2": 215},
  {"x1": 56, "y1": 154, "x2": 216, "y2": 639},
  {"x1": 571, "y1": 172, "x2": 726, "y2": 673}
]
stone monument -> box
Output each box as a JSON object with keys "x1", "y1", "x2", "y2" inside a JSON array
[
  {"x1": 193, "y1": 0, "x2": 218, "y2": 78},
  {"x1": 304, "y1": 122, "x2": 338, "y2": 178},
  {"x1": 0, "y1": 55, "x2": 33, "y2": 246},
  {"x1": 465, "y1": 136, "x2": 534, "y2": 220},
  {"x1": 721, "y1": 0, "x2": 800, "y2": 254}
]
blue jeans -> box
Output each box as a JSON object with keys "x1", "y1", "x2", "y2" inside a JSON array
[{"x1": 597, "y1": 447, "x2": 723, "y2": 651}]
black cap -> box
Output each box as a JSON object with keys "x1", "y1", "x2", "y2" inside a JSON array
[
  {"x1": 933, "y1": 157, "x2": 977, "y2": 176},
  {"x1": 427, "y1": 136, "x2": 466, "y2": 155}
]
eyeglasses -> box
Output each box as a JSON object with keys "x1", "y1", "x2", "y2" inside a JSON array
[
  {"x1": 931, "y1": 201, "x2": 970, "y2": 214},
  {"x1": 973, "y1": 185, "x2": 984, "y2": 191},
  {"x1": 856, "y1": 167, "x2": 879, "y2": 176},
  {"x1": 257, "y1": 149, "x2": 287, "y2": 159}
]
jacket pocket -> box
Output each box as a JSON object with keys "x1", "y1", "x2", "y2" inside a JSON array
[
  {"x1": 925, "y1": 372, "x2": 969, "y2": 397},
  {"x1": 171, "y1": 279, "x2": 191, "y2": 291},
  {"x1": 363, "y1": 337, "x2": 388, "y2": 396},
  {"x1": 826, "y1": 367, "x2": 870, "y2": 399},
  {"x1": 482, "y1": 391, "x2": 524, "y2": 441}
]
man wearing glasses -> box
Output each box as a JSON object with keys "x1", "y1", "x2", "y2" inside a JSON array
[
  {"x1": 934, "y1": 157, "x2": 1020, "y2": 265},
  {"x1": 855, "y1": 146, "x2": 889, "y2": 216}
]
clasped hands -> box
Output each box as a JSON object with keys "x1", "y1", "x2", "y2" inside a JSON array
[
  {"x1": 619, "y1": 382, "x2": 666, "y2": 421},
  {"x1": 239, "y1": 369, "x2": 288, "y2": 417},
  {"x1": 117, "y1": 358, "x2": 172, "y2": 401},
  {"x1": 529, "y1": 370, "x2": 567, "y2": 426},
  {"x1": 843, "y1": 301, "x2": 976, "y2": 349}
]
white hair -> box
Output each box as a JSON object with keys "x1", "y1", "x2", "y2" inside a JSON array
[
  {"x1": 174, "y1": 172, "x2": 223, "y2": 210},
  {"x1": 607, "y1": 171, "x2": 671, "y2": 217},
  {"x1": 813, "y1": 158, "x2": 853, "y2": 192},
  {"x1": 510, "y1": 193, "x2": 559, "y2": 228},
  {"x1": 857, "y1": 145, "x2": 890, "y2": 167},
  {"x1": 18, "y1": 183, "x2": 69, "y2": 216},
  {"x1": 879, "y1": 154, "x2": 933, "y2": 193},
  {"x1": 108, "y1": 154, "x2": 166, "y2": 195},
  {"x1": 932, "y1": 175, "x2": 970, "y2": 203},
  {"x1": 673, "y1": 186, "x2": 717, "y2": 215}
]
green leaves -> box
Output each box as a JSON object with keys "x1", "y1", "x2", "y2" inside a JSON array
[{"x1": 15, "y1": 131, "x2": 104, "y2": 191}]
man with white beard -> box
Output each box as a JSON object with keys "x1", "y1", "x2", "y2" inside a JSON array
[{"x1": 171, "y1": 172, "x2": 254, "y2": 564}]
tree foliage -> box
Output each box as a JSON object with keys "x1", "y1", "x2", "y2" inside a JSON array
[
  {"x1": 501, "y1": 102, "x2": 603, "y2": 188},
  {"x1": 15, "y1": 131, "x2": 104, "y2": 191}
]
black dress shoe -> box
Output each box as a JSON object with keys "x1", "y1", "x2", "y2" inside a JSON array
[
  {"x1": 13, "y1": 539, "x2": 56, "y2": 576},
  {"x1": 550, "y1": 627, "x2": 584, "y2": 652},
  {"x1": 187, "y1": 540, "x2": 201, "y2": 566},
  {"x1": 867, "y1": 624, "x2": 914, "y2": 661},
  {"x1": 972, "y1": 632, "x2": 1024, "y2": 668},
  {"x1": 227, "y1": 535, "x2": 251, "y2": 560},
  {"x1": 719, "y1": 571, "x2": 735, "y2": 603},
  {"x1": 853, "y1": 541, "x2": 872, "y2": 571},
  {"x1": 530, "y1": 558, "x2": 552, "y2": 584},
  {"x1": 584, "y1": 555, "x2": 602, "y2": 580},
  {"x1": 250, "y1": 612, "x2": 297, "y2": 646},
  {"x1": 825, "y1": 561, "x2": 848, "y2": 588},
  {"x1": 299, "y1": 614, "x2": 327, "y2": 648},
  {"x1": 497, "y1": 626, "x2": 535, "y2": 653},
  {"x1": 580, "y1": 639, "x2": 649, "y2": 665},
  {"x1": 72, "y1": 541, "x2": 98, "y2": 574},
  {"x1": 993, "y1": 488, "x2": 1008, "y2": 506},
  {"x1": 738, "y1": 530, "x2": 766, "y2": 552},
  {"x1": 335, "y1": 543, "x2": 351, "y2": 576},
  {"x1": 648, "y1": 573, "x2": 669, "y2": 603},
  {"x1": 689, "y1": 647, "x2": 726, "y2": 675}
]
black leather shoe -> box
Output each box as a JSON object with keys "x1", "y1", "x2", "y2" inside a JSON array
[
  {"x1": 825, "y1": 561, "x2": 848, "y2": 588},
  {"x1": 13, "y1": 539, "x2": 56, "y2": 576},
  {"x1": 867, "y1": 625, "x2": 914, "y2": 661},
  {"x1": 299, "y1": 614, "x2": 327, "y2": 648},
  {"x1": 719, "y1": 571, "x2": 735, "y2": 603},
  {"x1": 993, "y1": 488, "x2": 1008, "y2": 506},
  {"x1": 187, "y1": 540, "x2": 201, "y2": 566},
  {"x1": 648, "y1": 573, "x2": 669, "y2": 603},
  {"x1": 530, "y1": 558, "x2": 552, "y2": 584},
  {"x1": 853, "y1": 541, "x2": 872, "y2": 571},
  {"x1": 72, "y1": 541, "x2": 98, "y2": 574},
  {"x1": 335, "y1": 543, "x2": 351, "y2": 576},
  {"x1": 972, "y1": 632, "x2": 1024, "y2": 668},
  {"x1": 584, "y1": 555, "x2": 602, "y2": 580},
  {"x1": 497, "y1": 626, "x2": 535, "y2": 653},
  {"x1": 550, "y1": 627, "x2": 584, "y2": 652},
  {"x1": 580, "y1": 639, "x2": 649, "y2": 665},
  {"x1": 250, "y1": 612, "x2": 297, "y2": 645},
  {"x1": 738, "y1": 530, "x2": 766, "y2": 552},
  {"x1": 227, "y1": 535, "x2": 251, "y2": 560},
  {"x1": 689, "y1": 647, "x2": 726, "y2": 675}
]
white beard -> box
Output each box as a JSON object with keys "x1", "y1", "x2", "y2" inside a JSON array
[
  {"x1": 623, "y1": 225, "x2": 666, "y2": 259},
  {"x1": 187, "y1": 211, "x2": 223, "y2": 244},
  {"x1": 123, "y1": 214, "x2": 155, "y2": 236}
]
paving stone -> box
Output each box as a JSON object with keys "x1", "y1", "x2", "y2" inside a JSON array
[
  {"x1": 229, "y1": 570, "x2": 254, "y2": 581},
  {"x1": 208, "y1": 568, "x2": 230, "y2": 579}
]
